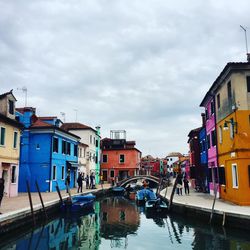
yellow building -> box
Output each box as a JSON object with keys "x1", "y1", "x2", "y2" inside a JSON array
[
  {"x1": 0, "y1": 90, "x2": 22, "y2": 197},
  {"x1": 212, "y1": 63, "x2": 250, "y2": 205}
]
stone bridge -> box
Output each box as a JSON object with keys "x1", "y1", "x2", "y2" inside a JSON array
[{"x1": 117, "y1": 175, "x2": 170, "y2": 190}]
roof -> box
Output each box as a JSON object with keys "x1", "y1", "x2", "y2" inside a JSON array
[
  {"x1": 0, "y1": 89, "x2": 17, "y2": 101},
  {"x1": 166, "y1": 152, "x2": 183, "y2": 157},
  {"x1": 39, "y1": 116, "x2": 57, "y2": 120},
  {"x1": 16, "y1": 107, "x2": 36, "y2": 114},
  {"x1": 61, "y1": 122, "x2": 96, "y2": 132},
  {"x1": 0, "y1": 113, "x2": 23, "y2": 129},
  {"x1": 200, "y1": 62, "x2": 250, "y2": 107},
  {"x1": 187, "y1": 127, "x2": 202, "y2": 143},
  {"x1": 31, "y1": 119, "x2": 52, "y2": 128}
]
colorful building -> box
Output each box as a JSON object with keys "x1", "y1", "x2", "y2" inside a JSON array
[
  {"x1": 200, "y1": 91, "x2": 220, "y2": 197},
  {"x1": 100, "y1": 130, "x2": 141, "y2": 183},
  {"x1": 208, "y1": 62, "x2": 250, "y2": 205},
  {"x1": 16, "y1": 108, "x2": 80, "y2": 192},
  {"x1": 187, "y1": 127, "x2": 202, "y2": 188},
  {"x1": 0, "y1": 90, "x2": 22, "y2": 197},
  {"x1": 61, "y1": 123, "x2": 101, "y2": 184}
]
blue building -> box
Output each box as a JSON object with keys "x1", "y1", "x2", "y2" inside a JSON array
[
  {"x1": 199, "y1": 122, "x2": 209, "y2": 192},
  {"x1": 16, "y1": 107, "x2": 80, "y2": 192}
]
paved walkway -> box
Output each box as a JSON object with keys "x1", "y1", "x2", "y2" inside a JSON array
[
  {"x1": 160, "y1": 185, "x2": 250, "y2": 217},
  {"x1": 0, "y1": 184, "x2": 110, "y2": 218}
]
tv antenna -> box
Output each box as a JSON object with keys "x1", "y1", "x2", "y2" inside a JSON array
[
  {"x1": 17, "y1": 86, "x2": 27, "y2": 106},
  {"x1": 73, "y1": 109, "x2": 78, "y2": 122},
  {"x1": 60, "y1": 112, "x2": 66, "y2": 122},
  {"x1": 240, "y1": 25, "x2": 249, "y2": 60}
]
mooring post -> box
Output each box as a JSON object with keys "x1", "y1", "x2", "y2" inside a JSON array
[
  {"x1": 55, "y1": 184, "x2": 63, "y2": 205},
  {"x1": 168, "y1": 175, "x2": 179, "y2": 211},
  {"x1": 26, "y1": 180, "x2": 36, "y2": 226},
  {"x1": 209, "y1": 184, "x2": 218, "y2": 224},
  {"x1": 222, "y1": 212, "x2": 226, "y2": 227},
  {"x1": 35, "y1": 180, "x2": 48, "y2": 220}
]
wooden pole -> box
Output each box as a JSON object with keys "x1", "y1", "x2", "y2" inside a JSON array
[
  {"x1": 26, "y1": 180, "x2": 36, "y2": 226},
  {"x1": 55, "y1": 184, "x2": 63, "y2": 205},
  {"x1": 209, "y1": 184, "x2": 218, "y2": 224},
  {"x1": 35, "y1": 180, "x2": 48, "y2": 220},
  {"x1": 168, "y1": 175, "x2": 179, "y2": 211},
  {"x1": 222, "y1": 212, "x2": 226, "y2": 227}
]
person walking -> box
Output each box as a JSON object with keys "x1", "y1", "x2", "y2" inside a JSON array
[
  {"x1": 65, "y1": 174, "x2": 70, "y2": 193},
  {"x1": 183, "y1": 177, "x2": 190, "y2": 195},
  {"x1": 90, "y1": 173, "x2": 95, "y2": 189},
  {"x1": 77, "y1": 174, "x2": 83, "y2": 193},
  {"x1": 176, "y1": 175, "x2": 183, "y2": 195},
  {"x1": 85, "y1": 175, "x2": 89, "y2": 189},
  {"x1": 0, "y1": 178, "x2": 4, "y2": 210}
]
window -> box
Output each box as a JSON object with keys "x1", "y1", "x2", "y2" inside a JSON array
[
  {"x1": 217, "y1": 94, "x2": 220, "y2": 109},
  {"x1": 11, "y1": 165, "x2": 16, "y2": 183},
  {"x1": 9, "y1": 100, "x2": 14, "y2": 115},
  {"x1": 52, "y1": 165, "x2": 56, "y2": 180},
  {"x1": 74, "y1": 145, "x2": 78, "y2": 157},
  {"x1": 247, "y1": 76, "x2": 250, "y2": 92},
  {"x1": 210, "y1": 101, "x2": 215, "y2": 115},
  {"x1": 219, "y1": 126, "x2": 222, "y2": 144},
  {"x1": 230, "y1": 118, "x2": 235, "y2": 139},
  {"x1": 53, "y1": 137, "x2": 58, "y2": 153},
  {"x1": 248, "y1": 165, "x2": 250, "y2": 187},
  {"x1": 102, "y1": 154, "x2": 108, "y2": 163},
  {"x1": 207, "y1": 134, "x2": 211, "y2": 149},
  {"x1": 67, "y1": 142, "x2": 71, "y2": 155},
  {"x1": 205, "y1": 109, "x2": 209, "y2": 120},
  {"x1": 219, "y1": 167, "x2": 226, "y2": 185},
  {"x1": 62, "y1": 166, "x2": 65, "y2": 180},
  {"x1": 227, "y1": 81, "x2": 232, "y2": 100},
  {"x1": 90, "y1": 135, "x2": 92, "y2": 144},
  {"x1": 119, "y1": 154, "x2": 125, "y2": 163},
  {"x1": 211, "y1": 130, "x2": 216, "y2": 146},
  {"x1": 0, "y1": 127, "x2": 6, "y2": 146},
  {"x1": 110, "y1": 170, "x2": 114, "y2": 178},
  {"x1": 96, "y1": 139, "x2": 98, "y2": 147},
  {"x1": 62, "y1": 140, "x2": 66, "y2": 154},
  {"x1": 232, "y1": 164, "x2": 238, "y2": 188},
  {"x1": 13, "y1": 131, "x2": 18, "y2": 149}
]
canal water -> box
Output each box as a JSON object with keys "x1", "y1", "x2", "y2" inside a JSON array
[{"x1": 1, "y1": 196, "x2": 250, "y2": 250}]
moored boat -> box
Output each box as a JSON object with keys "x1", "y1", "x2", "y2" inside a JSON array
[
  {"x1": 112, "y1": 186, "x2": 125, "y2": 195},
  {"x1": 136, "y1": 188, "x2": 157, "y2": 205},
  {"x1": 145, "y1": 198, "x2": 168, "y2": 213}
]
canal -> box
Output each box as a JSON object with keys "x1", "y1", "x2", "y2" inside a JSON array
[{"x1": 1, "y1": 196, "x2": 250, "y2": 250}]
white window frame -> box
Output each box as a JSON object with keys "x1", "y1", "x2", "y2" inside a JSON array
[
  {"x1": 62, "y1": 166, "x2": 65, "y2": 180},
  {"x1": 230, "y1": 122, "x2": 234, "y2": 139},
  {"x1": 13, "y1": 130, "x2": 18, "y2": 149},
  {"x1": 0, "y1": 126, "x2": 6, "y2": 146},
  {"x1": 232, "y1": 163, "x2": 239, "y2": 188},
  {"x1": 52, "y1": 165, "x2": 57, "y2": 180},
  {"x1": 219, "y1": 126, "x2": 222, "y2": 144},
  {"x1": 119, "y1": 154, "x2": 125, "y2": 163}
]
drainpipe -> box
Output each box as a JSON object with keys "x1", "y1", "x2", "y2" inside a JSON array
[{"x1": 49, "y1": 133, "x2": 53, "y2": 192}]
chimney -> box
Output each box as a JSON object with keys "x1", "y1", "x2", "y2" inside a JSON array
[{"x1": 201, "y1": 113, "x2": 206, "y2": 127}]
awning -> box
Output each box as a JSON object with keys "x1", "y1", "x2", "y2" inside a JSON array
[{"x1": 67, "y1": 161, "x2": 79, "y2": 168}]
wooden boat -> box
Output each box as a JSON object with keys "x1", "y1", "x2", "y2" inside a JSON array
[
  {"x1": 145, "y1": 198, "x2": 168, "y2": 213},
  {"x1": 136, "y1": 188, "x2": 157, "y2": 205},
  {"x1": 112, "y1": 186, "x2": 125, "y2": 195},
  {"x1": 61, "y1": 193, "x2": 95, "y2": 213}
]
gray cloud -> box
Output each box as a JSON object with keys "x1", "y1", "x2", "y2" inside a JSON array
[{"x1": 0, "y1": 0, "x2": 249, "y2": 157}]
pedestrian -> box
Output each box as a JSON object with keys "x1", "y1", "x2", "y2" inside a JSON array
[
  {"x1": 90, "y1": 173, "x2": 95, "y2": 189},
  {"x1": 65, "y1": 174, "x2": 70, "y2": 193},
  {"x1": 77, "y1": 174, "x2": 83, "y2": 193},
  {"x1": 85, "y1": 175, "x2": 89, "y2": 189},
  {"x1": 183, "y1": 177, "x2": 190, "y2": 195},
  {"x1": 176, "y1": 175, "x2": 183, "y2": 195},
  {"x1": 0, "y1": 178, "x2": 4, "y2": 209}
]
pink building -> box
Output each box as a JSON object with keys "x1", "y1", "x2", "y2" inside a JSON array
[{"x1": 200, "y1": 95, "x2": 220, "y2": 197}]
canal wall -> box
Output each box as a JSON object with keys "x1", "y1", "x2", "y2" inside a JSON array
[
  {"x1": 160, "y1": 194, "x2": 250, "y2": 231},
  {"x1": 0, "y1": 188, "x2": 111, "y2": 236}
]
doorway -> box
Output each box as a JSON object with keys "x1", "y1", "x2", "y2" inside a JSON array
[{"x1": 2, "y1": 170, "x2": 8, "y2": 196}]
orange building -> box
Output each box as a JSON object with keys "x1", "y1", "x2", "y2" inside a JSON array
[
  {"x1": 100, "y1": 130, "x2": 141, "y2": 183},
  {"x1": 212, "y1": 62, "x2": 250, "y2": 205}
]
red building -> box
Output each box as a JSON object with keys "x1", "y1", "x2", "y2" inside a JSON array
[{"x1": 100, "y1": 130, "x2": 141, "y2": 183}]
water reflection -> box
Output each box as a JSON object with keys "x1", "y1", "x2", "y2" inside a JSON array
[{"x1": 1, "y1": 197, "x2": 250, "y2": 250}]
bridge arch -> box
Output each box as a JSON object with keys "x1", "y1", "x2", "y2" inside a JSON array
[{"x1": 118, "y1": 175, "x2": 160, "y2": 187}]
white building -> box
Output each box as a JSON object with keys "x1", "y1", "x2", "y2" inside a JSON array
[
  {"x1": 165, "y1": 152, "x2": 183, "y2": 173},
  {"x1": 61, "y1": 123, "x2": 101, "y2": 182}
]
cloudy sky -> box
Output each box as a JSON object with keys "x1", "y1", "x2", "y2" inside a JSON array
[{"x1": 0, "y1": 0, "x2": 249, "y2": 157}]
